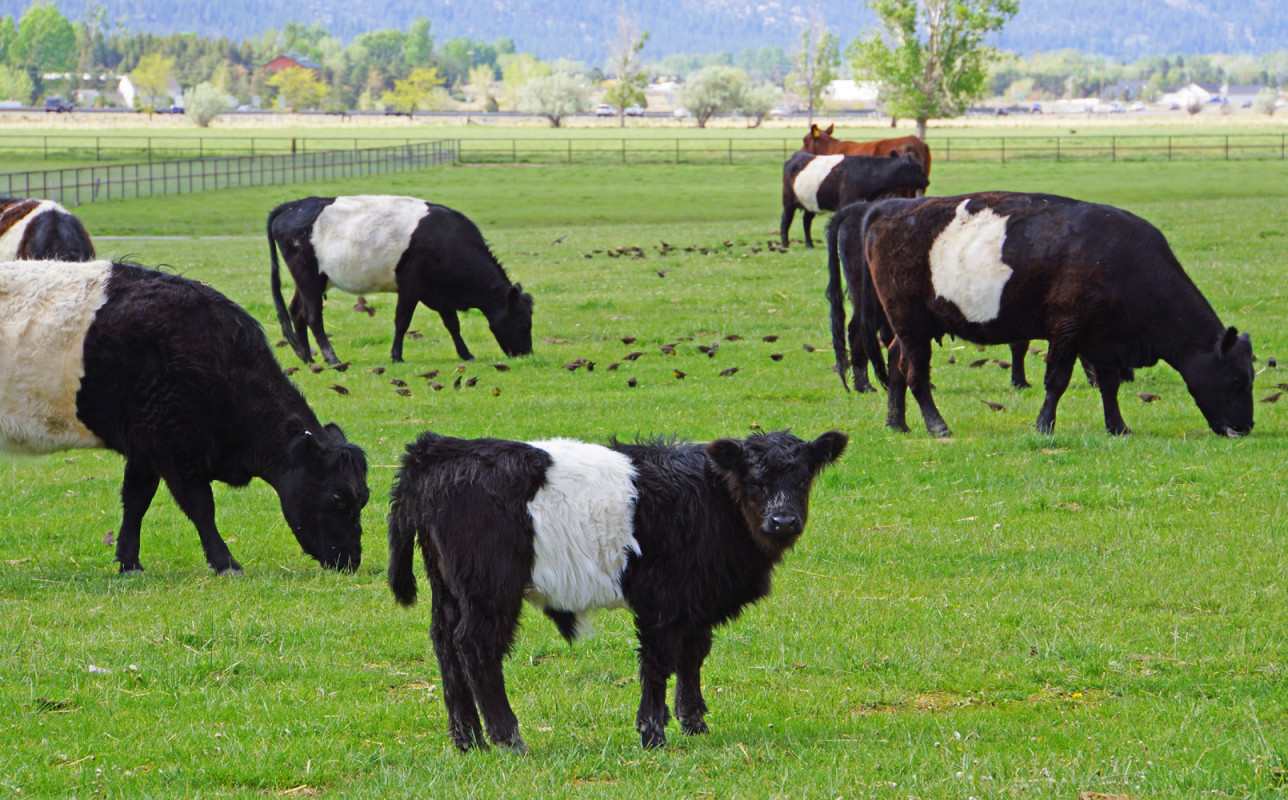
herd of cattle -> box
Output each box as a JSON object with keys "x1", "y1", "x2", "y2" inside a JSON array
[{"x1": 0, "y1": 123, "x2": 1257, "y2": 753}]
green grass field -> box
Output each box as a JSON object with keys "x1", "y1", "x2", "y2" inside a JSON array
[{"x1": 2, "y1": 129, "x2": 1287, "y2": 798}]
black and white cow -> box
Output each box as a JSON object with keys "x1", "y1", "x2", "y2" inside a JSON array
[
  {"x1": 781, "y1": 152, "x2": 928, "y2": 249},
  {"x1": 0, "y1": 259, "x2": 369, "y2": 574},
  {"x1": 268, "y1": 195, "x2": 534, "y2": 365},
  {"x1": 0, "y1": 197, "x2": 95, "y2": 261},
  {"x1": 388, "y1": 428, "x2": 848, "y2": 753},
  {"x1": 828, "y1": 192, "x2": 1255, "y2": 437}
]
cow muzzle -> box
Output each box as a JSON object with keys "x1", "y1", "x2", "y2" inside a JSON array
[{"x1": 763, "y1": 513, "x2": 803, "y2": 538}]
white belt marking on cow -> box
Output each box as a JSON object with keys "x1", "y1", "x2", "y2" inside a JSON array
[
  {"x1": 310, "y1": 195, "x2": 430, "y2": 295},
  {"x1": 792, "y1": 154, "x2": 845, "y2": 213},
  {"x1": 0, "y1": 200, "x2": 60, "y2": 261},
  {"x1": 525, "y1": 438, "x2": 640, "y2": 638},
  {"x1": 0, "y1": 259, "x2": 110, "y2": 454},
  {"x1": 928, "y1": 199, "x2": 1014, "y2": 323}
]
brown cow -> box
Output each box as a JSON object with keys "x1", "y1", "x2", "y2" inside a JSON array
[{"x1": 802, "y1": 124, "x2": 932, "y2": 177}]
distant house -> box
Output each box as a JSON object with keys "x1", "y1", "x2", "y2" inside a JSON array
[
  {"x1": 1224, "y1": 84, "x2": 1265, "y2": 108},
  {"x1": 1159, "y1": 82, "x2": 1216, "y2": 108},
  {"x1": 118, "y1": 75, "x2": 184, "y2": 109},
  {"x1": 264, "y1": 54, "x2": 322, "y2": 76},
  {"x1": 825, "y1": 79, "x2": 880, "y2": 109}
]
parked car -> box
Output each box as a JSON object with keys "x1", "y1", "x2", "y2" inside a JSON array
[
  {"x1": 1130, "y1": 101, "x2": 1146, "y2": 112},
  {"x1": 44, "y1": 97, "x2": 74, "y2": 113},
  {"x1": 624, "y1": 104, "x2": 645, "y2": 117},
  {"x1": 672, "y1": 107, "x2": 693, "y2": 118},
  {"x1": 154, "y1": 104, "x2": 184, "y2": 114},
  {"x1": 595, "y1": 103, "x2": 616, "y2": 117}
]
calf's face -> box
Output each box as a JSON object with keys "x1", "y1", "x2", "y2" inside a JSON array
[
  {"x1": 1185, "y1": 327, "x2": 1255, "y2": 437},
  {"x1": 277, "y1": 424, "x2": 370, "y2": 570},
  {"x1": 706, "y1": 430, "x2": 848, "y2": 546}
]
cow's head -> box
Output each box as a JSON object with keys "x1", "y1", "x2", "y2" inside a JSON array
[
  {"x1": 802, "y1": 123, "x2": 837, "y2": 154},
  {"x1": 876, "y1": 155, "x2": 930, "y2": 199},
  {"x1": 706, "y1": 430, "x2": 848, "y2": 554},
  {"x1": 276, "y1": 422, "x2": 369, "y2": 570},
  {"x1": 1184, "y1": 327, "x2": 1255, "y2": 437},
  {"x1": 488, "y1": 283, "x2": 534, "y2": 358}
]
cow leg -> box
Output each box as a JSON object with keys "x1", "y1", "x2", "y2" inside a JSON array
[
  {"x1": 162, "y1": 476, "x2": 242, "y2": 575},
  {"x1": 635, "y1": 623, "x2": 678, "y2": 748},
  {"x1": 884, "y1": 339, "x2": 912, "y2": 433},
  {"x1": 1035, "y1": 344, "x2": 1079, "y2": 434},
  {"x1": 390, "y1": 291, "x2": 418, "y2": 363},
  {"x1": 295, "y1": 280, "x2": 341, "y2": 366},
  {"x1": 904, "y1": 338, "x2": 951, "y2": 437},
  {"x1": 1094, "y1": 367, "x2": 1132, "y2": 436},
  {"x1": 846, "y1": 313, "x2": 875, "y2": 393},
  {"x1": 801, "y1": 211, "x2": 816, "y2": 248},
  {"x1": 114, "y1": 458, "x2": 160, "y2": 574},
  {"x1": 437, "y1": 309, "x2": 476, "y2": 361},
  {"x1": 288, "y1": 292, "x2": 314, "y2": 363},
  {"x1": 780, "y1": 205, "x2": 795, "y2": 248},
  {"x1": 1010, "y1": 341, "x2": 1031, "y2": 389},
  {"x1": 428, "y1": 570, "x2": 487, "y2": 752},
  {"x1": 674, "y1": 628, "x2": 713, "y2": 736}
]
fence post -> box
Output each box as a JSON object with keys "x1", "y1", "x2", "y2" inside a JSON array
[
  {"x1": 96, "y1": 136, "x2": 100, "y2": 162},
  {"x1": 44, "y1": 136, "x2": 48, "y2": 160},
  {"x1": 945, "y1": 138, "x2": 950, "y2": 161},
  {"x1": 1225, "y1": 135, "x2": 1229, "y2": 160},
  {"x1": 1055, "y1": 136, "x2": 1060, "y2": 163},
  {"x1": 675, "y1": 139, "x2": 679, "y2": 164},
  {"x1": 622, "y1": 138, "x2": 626, "y2": 164},
  {"x1": 1168, "y1": 136, "x2": 1172, "y2": 162},
  {"x1": 728, "y1": 138, "x2": 732, "y2": 164},
  {"x1": 1000, "y1": 137, "x2": 1005, "y2": 164},
  {"x1": 567, "y1": 139, "x2": 572, "y2": 165},
  {"x1": 1111, "y1": 136, "x2": 1116, "y2": 163}
]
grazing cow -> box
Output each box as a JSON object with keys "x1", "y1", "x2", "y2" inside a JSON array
[
  {"x1": 781, "y1": 152, "x2": 928, "y2": 248},
  {"x1": 0, "y1": 259, "x2": 369, "y2": 574},
  {"x1": 801, "y1": 124, "x2": 932, "y2": 177},
  {"x1": 0, "y1": 197, "x2": 95, "y2": 261},
  {"x1": 268, "y1": 195, "x2": 534, "y2": 365},
  {"x1": 828, "y1": 192, "x2": 1254, "y2": 437},
  {"x1": 388, "y1": 428, "x2": 848, "y2": 753}
]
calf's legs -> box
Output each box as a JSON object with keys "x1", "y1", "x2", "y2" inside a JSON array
[
  {"x1": 634, "y1": 624, "x2": 678, "y2": 748},
  {"x1": 436, "y1": 309, "x2": 476, "y2": 361},
  {"x1": 1035, "y1": 343, "x2": 1079, "y2": 434},
  {"x1": 1094, "y1": 367, "x2": 1131, "y2": 435},
  {"x1": 675, "y1": 629, "x2": 713, "y2": 736},
  {"x1": 428, "y1": 572, "x2": 487, "y2": 751}
]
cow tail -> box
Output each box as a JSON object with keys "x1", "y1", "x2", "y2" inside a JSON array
[
  {"x1": 825, "y1": 210, "x2": 852, "y2": 392},
  {"x1": 858, "y1": 210, "x2": 890, "y2": 389},
  {"x1": 266, "y1": 206, "x2": 304, "y2": 356},
  {"x1": 386, "y1": 483, "x2": 419, "y2": 607}
]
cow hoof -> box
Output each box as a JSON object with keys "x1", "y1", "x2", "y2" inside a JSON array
[
  {"x1": 1108, "y1": 426, "x2": 1133, "y2": 436},
  {"x1": 886, "y1": 420, "x2": 911, "y2": 433},
  {"x1": 638, "y1": 723, "x2": 667, "y2": 749},
  {"x1": 854, "y1": 382, "x2": 877, "y2": 394},
  {"x1": 680, "y1": 718, "x2": 709, "y2": 736},
  {"x1": 1012, "y1": 380, "x2": 1031, "y2": 390},
  {"x1": 117, "y1": 563, "x2": 144, "y2": 575},
  {"x1": 928, "y1": 423, "x2": 952, "y2": 438},
  {"x1": 216, "y1": 566, "x2": 244, "y2": 577},
  {"x1": 498, "y1": 737, "x2": 529, "y2": 755}
]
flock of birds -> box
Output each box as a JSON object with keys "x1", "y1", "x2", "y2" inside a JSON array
[{"x1": 277, "y1": 237, "x2": 1285, "y2": 413}]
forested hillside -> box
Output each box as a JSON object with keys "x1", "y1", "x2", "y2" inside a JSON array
[{"x1": 0, "y1": 0, "x2": 1282, "y2": 62}]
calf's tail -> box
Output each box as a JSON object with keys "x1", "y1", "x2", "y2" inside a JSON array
[
  {"x1": 826, "y1": 207, "x2": 856, "y2": 392},
  {"x1": 266, "y1": 206, "x2": 305, "y2": 358},
  {"x1": 387, "y1": 491, "x2": 419, "y2": 607},
  {"x1": 857, "y1": 209, "x2": 890, "y2": 389}
]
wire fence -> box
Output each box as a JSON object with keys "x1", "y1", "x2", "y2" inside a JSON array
[
  {"x1": 455, "y1": 134, "x2": 1288, "y2": 165},
  {"x1": 0, "y1": 140, "x2": 458, "y2": 206}
]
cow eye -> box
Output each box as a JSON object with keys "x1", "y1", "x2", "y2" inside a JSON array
[{"x1": 332, "y1": 492, "x2": 348, "y2": 509}]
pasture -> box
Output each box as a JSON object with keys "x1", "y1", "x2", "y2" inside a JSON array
[{"x1": 1, "y1": 133, "x2": 1286, "y2": 797}]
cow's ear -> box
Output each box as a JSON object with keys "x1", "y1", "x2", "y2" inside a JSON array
[
  {"x1": 1218, "y1": 326, "x2": 1240, "y2": 357},
  {"x1": 825, "y1": 124, "x2": 834, "y2": 135},
  {"x1": 706, "y1": 438, "x2": 747, "y2": 477},
  {"x1": 808, "y1": 430, "x2": 848, "y2": 469},
  {"x1": 810, "y1": 123, "x2": 819, "y2": 137}
]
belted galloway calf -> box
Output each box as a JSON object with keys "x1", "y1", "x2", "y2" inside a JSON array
[
  {"x1": 268, "y1": 195, "x2": 533, "y2": 365},
  {"x1": 0, "y1": 259, "x2": 369, "y2": 574},
  {"x1": 388, "y1": 428, "x2": 848, "y2": 753}
]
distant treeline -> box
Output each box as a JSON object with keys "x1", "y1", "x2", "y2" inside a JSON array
[{"x1": 0, "y1": 3, "x2": 1285, "y2": 111}]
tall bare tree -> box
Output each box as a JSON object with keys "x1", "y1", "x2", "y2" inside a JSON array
[
  {"x1": 603, "y1": 8, "x2": 649, "y2": 127},
  {"x1": 789, "y1": 18, "x2": 840, "y2": 123}
]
